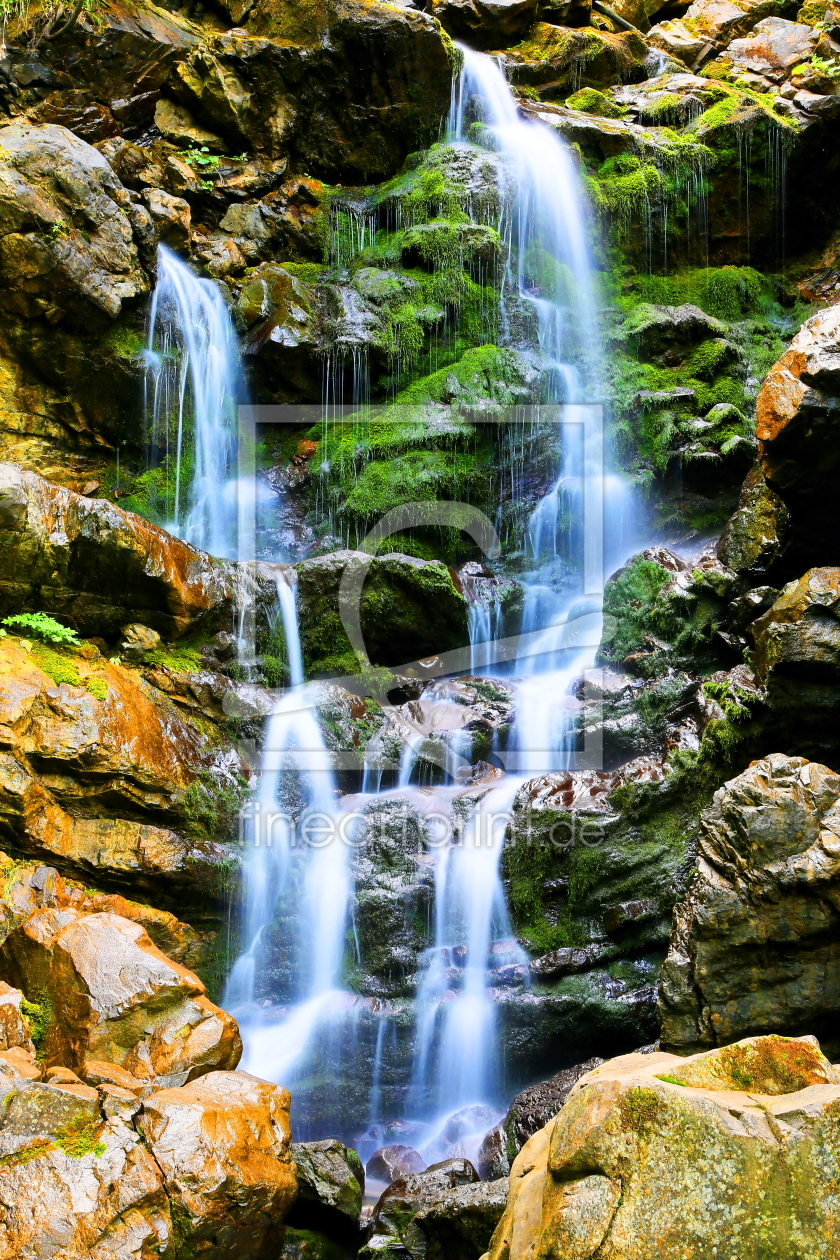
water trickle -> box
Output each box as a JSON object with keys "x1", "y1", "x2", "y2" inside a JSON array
[{"x1": 144, "y1": 245, "x2": 245, "y2": 559}]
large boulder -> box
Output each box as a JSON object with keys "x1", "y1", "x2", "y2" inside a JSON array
[
  {"x1": 288, "y1": 1138, "x2": 365, "y2": 1242},
  {"x1": 0, "y1": 908, "x2": 242, "y2": 1085},
  {"x1": 477, "y1": 1058, "x2": 603, "y2": 1179},
  {"x1": 0, "y1": 1071, "x2": 172, "y2": 1259},
  {"x1": 659, "y1": 754, "x2": 840, "y2": 1050},
  {"x1": 487, "y1": 1035, "x2": 840, "y2": 1260},
  {"x1": 295, "y1": 550, "x2": 469, "y2": 676},
  {"x1": 138, "y1": 1070, "x2": 297, "y2": 1260},
  {"x1": 0, "y1": 632, "x2": 245, "y2": 897},
  {"x1": 0, "y1": 123, "x2": 150, "y2": 325},
  {"x1": 755, "y1": 297, "x2": 840, "y2": 570},
  {"x1": 0, "y1": 462, "x2": 241, "y2": 638},
  {"x1": 160, "y1": 2, "x2": 454, "y2": 181},
  {"x1": 716, "y1": 464, "x2": 791, "y2": 579},
  {"x1": 750, "y1": 568, "x2": 840, "y2": 734}
]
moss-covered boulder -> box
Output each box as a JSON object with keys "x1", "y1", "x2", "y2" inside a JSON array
[
  {"x1": 488, "y1": 1035, "x2": 840, "y2": 1260},
  {"x1": 295, "y1": 550, "x2": 469, "y2": 675}
]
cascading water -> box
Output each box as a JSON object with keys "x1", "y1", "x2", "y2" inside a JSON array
[
  {"x1": 144, "y1": 244, "x2": 245, "y2": 559},
  {"x1": 223, "y1": 46, "x2": 642, "y2": 1166}
]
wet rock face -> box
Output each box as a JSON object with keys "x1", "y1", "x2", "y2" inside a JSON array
[
  {"x1": 477, "y1": 1057, "x2": 603, "y2": 1179},
  {"x1": 0, "y1": 123, "x2": 150, "y2": 324},
  {"x1": 0, "y1": 633, "x2": 245, "y2": 899},
  {"x1": 365, "y1": 1158, "x2": 508, "y2": 1260},
  {"x1": 756, "y1": 303, "x2": 840, "y2": 571},
  {"x1": 659, "y1": 754, "x2": 840, "y2": 1051},
  {"x1": 489, "y1": 1035, "x2": 840, "y2": 1260},
  {"x1": 0, "y1": 907, "x2": 241, "y2": 1085},
  {"x1": 0, "y1": 462, "x2": 240, "y2": 638},
  {"x1": 288, "y1": 1139, "x2": 365, "y2": 1242},
  {"x1": 160, "y1": 2, "x2": 454, "y2": 181}
]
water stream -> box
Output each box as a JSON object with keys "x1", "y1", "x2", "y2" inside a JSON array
[{"x1": 148, "y1": 47, "x2": 640, "y2": 1170}]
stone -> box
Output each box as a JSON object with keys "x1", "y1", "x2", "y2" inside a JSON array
[
  {"x1": 428, "y1": 0, "x2": 542, "y2": 50},
  {"x1": 487, "y1": 1036, "x2": 840, "y2": 1260},
  {"x1": 717, "y1": 464, "x2": 791, "y2": 577},
  {"x1": 0, "y1": 462, "x2": 243, "y2": 638},
  {"x1": 0, "y1": 123, "x2": 149, "y2": 324},
  {"x1": 295, "y1": 551, "x2": 469, "y2": 676},
  {"x1": 0, "y1": 634, "x2": 245, "y2": 897},
  {"x1": 119, "y1": 621, "x2": 162, "y2": 662},
  {"x1": 0, "y1": 1074, "x2": 172, "y2": 1258},
  {"x1": 367, "y1": 1144, "x2": 427, "y2": 1184},
  {"x1": 141, "y1": 187, "x2": 191, "y2": 249},
  {"x1": 726, "y1": 15, "x2": 819, "y2": 79},
  {"x1": 154, "y1": 97, "x2": 228, "y2": 149},
  {"x1": 367, "y1": 1159, "x2": 506, "y2": 1260},
  {"x1": 603, "y1": 899, "x2": 657, "y2": 933},
  {"x1": 756, "y1": 304, "x2": 840, "y2": 568},
  {"x1": 618, "y1": 302, "x2": 728, "y2": 363},
  {"x1": 529, "y1": 946, "x2": 605, "y2": 979},
  {"x1": 659, "y1": 754, "x2": 840, "y2": 1048},
  {"x1": 164, "y1": 3, "x2": 453, "y2": 182},
  {"x1": 681, "y1": 0, "x2": 779, "y2": 41},
  {"x1": 289, "y1": 1138, "x2": 365, "y2": 1241},
  {"x1": 0, "y1": 981, "x2": 34, "y2": 1053},
  {"x1": 82, "y1": 1058, "x2": 146, "y2": 1094},
  {"x1": 0, "y1": 908, "x2": 242, "y2": 1085},
  {"x1": 477, "y1": 1059, "x2": 603, "y2": 1179},
  {"x1": 750, "y1": 568, "x2": 840, "y2": 724},
  {"x1": 138, "y1": 1070, "x2": 297, "y2": 1260},
  {"x1": 645, "y1": 18, "x2": 710, "y2": 62}
]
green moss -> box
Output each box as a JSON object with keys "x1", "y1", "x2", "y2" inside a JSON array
[
  {"x1": 0, "y1": 1139, "x2": 54, "y2": 1168},
  {"x1": 621, "y1": 1086, "x2": 661, "y2": 1132},
  {"x1": 600, "y1": 556, "x2": 671, "y2": 665},
  {"x1": 143, "y1": 643, "x2": 204, "y2": 672},
  {"x1": 20, "y1": 989, "x2": 54, "y2": 1056},
  {"x1": 86, "y1": 676, "x2": 108, "y2": 702},
  {"x1": 55, "y1": 1116, "x2": 106, "y2": 1159},
  {"x1": 566, "y1": 87, "x2": 626, "y2": 118},
  {"x1": 31, "y1": 644, "x2": 81, "y2": 687},
  {"x1": 182, "y1": 770, "x2": 249, "y2": 844}
]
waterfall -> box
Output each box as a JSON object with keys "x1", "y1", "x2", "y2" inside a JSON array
[
  {"x1": 222, "y1": 47, "x2": 642, "y2": 1163},
  {"x1": 144, "y1": 245, "x2": 244, "y2": 559}
]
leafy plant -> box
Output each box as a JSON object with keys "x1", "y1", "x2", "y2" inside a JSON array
[
  {"x1": 20, "y1": 990, "x2": 54, "y2": 1055},
  {"x1": 2, "y1": 612, "x2": 79, "y2": 646}
]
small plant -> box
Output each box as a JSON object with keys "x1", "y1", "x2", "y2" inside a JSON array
[
  {"x1": 55, "y1": 1116, "x2": 106, "y2": 1159},
  {"x1": 2, "y1": 612, "x2": 79, "y2": 646},
  {"x1": 20, "y1": 990, "x2": 54, "y2": 1055},
  {"x1": 44, "y1": 218, "x2": 69, "y2": 241},
  {"x1": 86, "y1": 677, "x2": 108, "y2": 702}
]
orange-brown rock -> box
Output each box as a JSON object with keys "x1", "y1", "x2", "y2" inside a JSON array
[
  {"x1": 488, "y1": 1035, "x2": 840, "y2": 1260},
  {"x1": 0, "y1": 907, "x2": 241, "y2": 1085},
  {"x1": 0, "y1": 634, "x2": 245, "y2": 897},
  {"x1": 755, "y1": 303, "x2": 840, "y2": 569},
  {"x1": 138, "y1": 1070, "x2": 297, "y2": 1260},
  {"x1": 0, "y1": 980, "x2": 34, "y2": 1054},
  {"x1": 0, "y1": 461, "x2": 239, "y2": 638}
]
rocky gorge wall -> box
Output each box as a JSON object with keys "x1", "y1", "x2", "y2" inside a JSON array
[{"x1": 0, "y1": 0, "x2": 840, "y2": 1250}]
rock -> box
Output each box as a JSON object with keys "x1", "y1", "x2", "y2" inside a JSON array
[
  {"x1": 603, "y1": 899, "x2": 657, "y2": 933},
  {"x1": 295, "y1": 551, "x2": 469, "y2": 675},
  {"x1": 724, "y1": 15, "x2": 818, "y2": 79},
  {"x1": 646, "y1": 19, "x2": 710, "y2": 62},
  {"x1": 0, "y1": 123, "x2": 149, "y2": 325},
  {"x1": 659, "y1": 754, "x2": 840, "y2": 1049},
  {"x1": 154, "y1": 97, "x2": 228, "y2": 149},
  {"x1": 0, "y1": 908, "x2": 242, "y2": 1085},
  {"x1": 477, "y1": 1059, "x2": 603, "y2": 1179},
  {"x1": 141, "y1": 186, "x2": 191, "y2": 249},
  {"x1": 529, "y1": 946, "x2": 604, "y2": 979},
  {"x1": 617, "y1": 302, "x2": 728, "y2": 363},
  {"x1": 0, "y1": 462, "x2": 242, "y2": 638},
  {"x1": 288, "y1": 1138, "x2": 365, "y2": 1241},
  {"x1": 0, "y1": 634, "x2": 245, "y2": 897},
  {"x1": 487, "y1": 1036, "x2": 840, "y2": 1260},
  {"x1": 428, "y1": 0, "x2": 542, "y2": 50},
  {"x1": 503, "y1": 25, "x2": 649, "y2": 99},
  {"x1": 280, "y1": 1226, "x2": 348, "y2": 1260},
  {"x1": 750, "y1": 568, "x2": 840, "y2": 727},
  {"x1": 756, "y1": 304, "x2": 840, "y2": 568},
  {"x1": 119, "y1": 621, "x2": 162, "y2": 662},
  {"x1": 165, "y1": 4, "x2": 453, "y2": 182},
  {"x1": 138, "y1": 1070, "x2": 297, "y2": 1260},
  {"x1": 0, "y1": 1072, "x2": 172, "y2": 1258},
  {"x1": 366, "y1": 1159, "x2": 506, "y2": 1260},
  {"x1": 367, "y1": 1144, "x2": 427, "y2": 1183},
  {"x1": 239, "y1": 262, "x2": 318, "y2": 393},
  {"x1": 717, "y1": 464, "x2": 791, "y2": 577},
  {"x1": 0, "y1": 981, "x2": 34, "y2": 1054}
]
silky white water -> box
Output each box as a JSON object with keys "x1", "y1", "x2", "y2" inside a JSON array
[
  {"x1": 144, "y1": 245, "x2": 244, "y2": 559},
  {"x1": 220, "y1": 47, "x2": 642, "y2": 1161}
]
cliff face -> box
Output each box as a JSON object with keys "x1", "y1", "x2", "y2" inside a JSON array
[{"x1": 1, "y1": 0, "x2": 840, "y2": 1249}]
